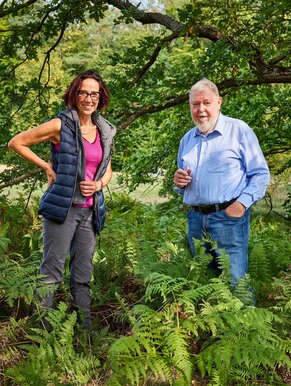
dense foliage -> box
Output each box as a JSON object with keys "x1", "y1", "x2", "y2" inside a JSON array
[
  {"x1": 0, "y1": 193, "x2": 290, "y2": 385},
  {"x1": 0, "y1": 0, "x2": 290, "y2": 197}
]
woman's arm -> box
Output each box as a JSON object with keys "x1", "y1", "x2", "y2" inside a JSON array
[
  {"x1": 8, "y1": 118, "x2": 61, "y2": 185},
  {"x1": 96, "y1": 159, "x2": 112, "y2": 190}
]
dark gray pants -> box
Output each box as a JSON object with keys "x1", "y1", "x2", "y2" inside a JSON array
[{"x1": 38, "y1": 206, "x2": 96, "y2": 329}]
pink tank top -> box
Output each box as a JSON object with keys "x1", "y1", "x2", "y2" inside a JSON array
[{"x1": 55, "y1": 130, "x2": 103, "y2": 207}]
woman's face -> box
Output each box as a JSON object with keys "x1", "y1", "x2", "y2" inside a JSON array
[{"x1": 76, "y1": 78, "x2": 100, "y2": 117}]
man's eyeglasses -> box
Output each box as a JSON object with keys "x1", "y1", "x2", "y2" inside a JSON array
[{"x1": 78, "y1": 90, "x2": 100, "y2": 102}]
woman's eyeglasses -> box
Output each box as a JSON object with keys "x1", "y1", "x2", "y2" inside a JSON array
[{"x1": 78, "y1": 90, "x2": 100, "y2": 101}]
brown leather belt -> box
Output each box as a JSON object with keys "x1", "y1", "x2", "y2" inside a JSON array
[{"x1": 190, "y1": 198, "x2": 237, "y2": 214}]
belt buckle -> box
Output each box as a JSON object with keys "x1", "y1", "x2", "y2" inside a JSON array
[
  {"x1": 198, "y1": 205, "x2": 204, "y2": 213},
  {"x1": 201, "y1": 204, "x2": 216, "y2": 214}
]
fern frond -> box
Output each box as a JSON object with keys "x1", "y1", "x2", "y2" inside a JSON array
[
  {"x1": 249, "y1": 243, "x2": 272, "y2": 283},
  {"x1": 109, "y1": 335, "x2": 144, "y2": 359},
  {"x1": 164, "y1": 327, "x2": 193, "y2": 382},
  {"x1": 0, "y1": 235, "x2": 10, "y2": 253},
  {"x1": 115, "y1": 292, "x2": 137, "y2": 326},
  {"x1": 216, "y1": 249, "x2": 232, "y2": 283},
  {"x1": 232, "y1": 275, "x2": 254, "y2": 306},
  {"x1": 146, "y1": 356, "x2": 174, "y2": 383},
  {"x1": 178, "y1": 279, "x2": 231, "y2": 306},
  {"x1": 7, "y1": 303, "x2": 100, "y2": 386},
  {"x1": 145, "y1": 272, "x2": 188, "y2": 302},
  {"x1": 0, "y1": 252, "x2": 43, "y2": 307},
  {"x1": 208, "y1": 369, "x2": 223, "y2": 386},
  {"x1": 196, "y1": 305, "x2": 291, "y2": 383}
]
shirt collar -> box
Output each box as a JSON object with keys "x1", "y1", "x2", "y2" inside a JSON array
[{"x1": 193, "y1": 112, "x2": 225, "y2": 137}]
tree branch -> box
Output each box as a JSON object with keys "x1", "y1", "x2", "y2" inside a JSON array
[
  {"x1": 107, "y1": 0, "x2": 182, "y2": 32},
  {"x1": 38, "y1": 22, "x2": 67, "y2": 83},
  {"x1": 0, "y1": 0, "x2": 38, "y2": 18},
  {"x1": 117, "y1": 76, "x2": 291, "y2": 130},
  {"x1": 250, "y1": 47, "x2": 291, "y2": 83},
  {"x1": 194, "y1": 24, "x2": 224, "y2": 41},
  {"x1": 268, "y1": 53, "x2": 288, "y2": 66},
  {"x1": 107, "y1": 0, "x2": 290, "y2": 87},
  {"x1": 118, "y1": 94, "x2": 189, "y2": 130},
  {"x1": 0, "y1": 170, "x2": 42, "y2": 191},
  {"x1": 107, "y1": 0, "x2": 223, "y2": 42},
  {"x1": 264, "y1": 147, "x2": 291, "y2": 156},
  {"x1": 3, "y1": 5, "x2": 61, "y2": 78},
  {"x1": 131, "y1": 30, "x2": 181, "y2": 85}
]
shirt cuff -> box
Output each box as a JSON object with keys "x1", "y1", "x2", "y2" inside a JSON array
[
  {"x1": 237, "y1": 194, "x2": 254, "y2": 210},
  {"x1": 174, "y1": 186, "x2": 185, "y2": 196}
]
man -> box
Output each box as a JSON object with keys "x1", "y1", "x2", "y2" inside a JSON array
[{"x1": 174, "y1": 78, "x2": 270, "y2": 283}]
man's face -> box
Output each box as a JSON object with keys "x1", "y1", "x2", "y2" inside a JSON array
[{"x1": 189, "y1": 88, "x2": 222, "y2": 134}]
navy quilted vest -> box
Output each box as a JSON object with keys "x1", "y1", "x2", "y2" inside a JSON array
[{"x1": 38, "y1": 109, "x2": 116, "y2": 235}]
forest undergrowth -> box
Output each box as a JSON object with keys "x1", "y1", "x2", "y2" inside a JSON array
[{"x1": 0, "y1": 192, "x2": 290, "y2": 386}]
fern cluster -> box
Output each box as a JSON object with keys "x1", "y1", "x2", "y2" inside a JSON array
[
  {"x1": 0, "y1": 195, "x2": 42, "y2": 255},
  {"x1": 0, "y1": 248, "x2": 43, "y2": 308},
  {"x1": 1, "y1": 193, "x2": 290, "y2": 385},
  {"x1": 196, "y1": 304, "x2": 291, "y2": 384},
  {"x1": 108, "y1": 239, "x2": 291, "y2": 385},
  {"x1": 108, "y1": 303, "x2": 193, "y2": 385},
  {"x1": 6, "y1": 303, "x2": 100, "y2": 385},
  {"x1": 249, "y1": 215, "x2": 290, "y2": 298}
]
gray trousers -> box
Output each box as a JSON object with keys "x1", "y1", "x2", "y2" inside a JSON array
[{"x1": 38, "y1": 206, "x2": 96, "y2": 329}]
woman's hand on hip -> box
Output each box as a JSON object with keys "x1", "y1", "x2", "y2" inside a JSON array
[{"x1": 45, "y1": 164, "x2": 56, "y2": 187}]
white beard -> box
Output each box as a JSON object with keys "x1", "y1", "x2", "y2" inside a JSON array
[
  {"x1": 195, "y1": 116, "x2": 218, "y2": 134},
  {"x1": 196, "y1": 121, "x2": 214, "y2": 134}
]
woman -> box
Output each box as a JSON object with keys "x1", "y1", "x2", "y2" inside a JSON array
[{"x1": 8, "y1": 70, "x2": 116, "y2": 329}]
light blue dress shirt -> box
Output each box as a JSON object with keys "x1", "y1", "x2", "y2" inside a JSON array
[{"x1": 177, "y1": 113, "x2": 270, "y2": 208}]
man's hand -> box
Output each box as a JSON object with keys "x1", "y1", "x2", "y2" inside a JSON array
[
  {"x1": 174, "y1": 168, "x2": 192, "y2": 188},
  {"x1": 224, "y1": 201, "x2": 246, "y2": 217}
]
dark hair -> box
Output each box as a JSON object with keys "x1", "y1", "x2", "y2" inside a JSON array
[{"x1": 62, "y1": 70, "x2": 110, "y2": 110}]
